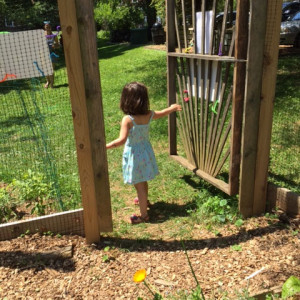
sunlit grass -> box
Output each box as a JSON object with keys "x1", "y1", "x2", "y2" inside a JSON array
[{"x1": 0, "y1": 37, "x2": 298, "y2": 224}]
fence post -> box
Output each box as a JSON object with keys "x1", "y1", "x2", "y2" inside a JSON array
[
  {"x1": 167, "y1": 0, "x2": 177, "y2": 155},
  {"x1": 58, "y1": 0, "x2": 112, "y2": 243},
  {"x1": 253, "y1": 0, "x2": 283, "y2": 215},
  {"x1": 239, "y1": 1, "x2": 268, "y2": 217},
  {"x1": 229, "y1": 0, "x2": 249, "y2": 196}
]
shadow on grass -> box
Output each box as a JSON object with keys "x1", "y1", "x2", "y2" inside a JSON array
[
  {"x1": 100, "y1": 221, "x2": 288, "y2": 252},
  {"x1": 147, "y1": 200, "x2": 196, "y2": 223},
  {"x1": 181, "y1": 174, "x2": 237, "y2": 201},
  {"x1": 52, "y1": 83, "x2": 69, "y2": 89},
  {"x1": 97, "y1": 39, "x2": 143, "y2": 60},
  {"x1": 268, "y1": 172, "x2": 300, "y2": 192}
]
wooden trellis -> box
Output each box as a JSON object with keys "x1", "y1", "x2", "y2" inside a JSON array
[
  {"x1": 167, "y1": 0, "x2": 283, "y2": 216},
  {"x1": 167, "y1": 0, "x2": 248, "y2": 196}
]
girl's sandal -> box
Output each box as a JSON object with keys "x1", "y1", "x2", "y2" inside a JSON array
[
  {"x1": 130, "y1": 214, "x2": 149, "y2": 225},
  {"x1": 133, "y1": 197, "x2": 151, "y2": 207}
]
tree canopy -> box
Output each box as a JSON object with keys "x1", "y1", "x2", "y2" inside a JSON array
[{"x1": 0, "y1": 0, "x2": 59, "y2": 30}]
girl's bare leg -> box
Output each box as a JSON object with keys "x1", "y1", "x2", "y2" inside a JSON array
[
  {"x1": 45, "y1": 74, "x2": 54, "y2": 88},
  {"x1": 49, "y1": 74, "x2": 54, "y2": 88},
  {"x1": 45, "y1": 76, "x2": 50, "y2": 88},
  {"x1": 134, "y1": 181, "x2": 148, "y2": 219}
]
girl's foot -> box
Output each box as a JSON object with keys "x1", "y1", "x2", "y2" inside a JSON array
[
  {"x1": 44, "y1": 82, "x2": 49, "y2": 88},
  {"x1": 134, "y1": 197, "x2": 151, "y2": 207},
  {"x1": 130, "y1": 214, "x2": 149, "y2": 225}
]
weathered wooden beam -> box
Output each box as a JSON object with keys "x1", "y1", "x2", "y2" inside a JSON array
[
  {"x1": 229, "y1": 0, "x2": 249, "y2": 196},
  {"x1": 167, "y1": 0, "x2": 177, "y2": 155},
  {"x1": 267, "y1": 183, "x2": 300, "y2": 217},
  {"x1": 253, "y1": 0, "x2": 283, "y2": 215},
  {"x1": 0, "y1": 209, "x2": 84, "y2": 241},
  {"x1": 168, "y1": 52, "x2": 246, "y2": 62},
  {"x1": 58, "y1": 0, "x2": 112, "y2": 243},
  {"x1": 239, "y1": 0, "x2": 268, "y2": 217},
  {"x1": 170, "y1": 155, "x2": 230, "y2": 194}
]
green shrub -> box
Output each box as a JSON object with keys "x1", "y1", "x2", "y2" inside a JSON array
[
  {"x1": 0, "y1": 185, "x2": 18, "y2": 223},
  {"x1": 94, "y1": 2, "x2": 144, "y2": 31},
  {"x1": 12, "y1": 170, "x2": 54, "y2": 216},
  {"x1": 97, "y1": 30, "x2": 110, "y2": 40},
  {"x1": 193, "y1": 189, "x2": 239, "y2": 226}
]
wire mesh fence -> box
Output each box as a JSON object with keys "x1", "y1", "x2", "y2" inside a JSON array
[
  {"x1": 0, "y1": 29, "x2": 81, "y2": 224},
  {"x1": 269, "y1": 54, "x2": 300, "y2": 195}
]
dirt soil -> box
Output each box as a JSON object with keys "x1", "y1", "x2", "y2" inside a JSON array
[{"x1": 0, "y1": 213, "x2": 299, "y2": 299}]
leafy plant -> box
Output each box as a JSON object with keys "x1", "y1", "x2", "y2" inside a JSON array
[
  {"x1": 12, "y1": 170, "x2": 54, "y2": 216},
  {"x1": 0, "y1": 185, "x2": 18, "y2": 223},
  {"x1": 196, "y1": 191, "x2": 238, "y2": 225},
  {"x1": 235, "y1": 219, "x2": 244, "y2": 227},
  {"x1": 231, "y1": 244, "x2": 242, "y2": 251},
  {"x1": 281, "y1": 276, "x2": 300, "y2": 299}
]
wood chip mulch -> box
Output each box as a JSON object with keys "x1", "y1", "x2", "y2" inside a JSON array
[{"x1": 0, "y1": 214, "x2": 299, "y2": 299}]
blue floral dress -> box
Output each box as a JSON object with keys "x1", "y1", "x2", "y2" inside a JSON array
[{"x1": 123, "y1": 111, "x2": 159, "y2": 184}]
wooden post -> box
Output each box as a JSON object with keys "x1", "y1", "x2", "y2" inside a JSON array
[
  {"x1": 239, "y1": 1, "x2": 268, "y2": 217},
  {"x1": 167, "y1": 0, "x2": 177, "y2": 155},
  {"x1": 229, "y1": 0, "x2": 249, "y2": 195},
  {"x1": 58, "y1": 0, "x2": 112, "y2": 243},
  {"x1": 253, "y1": 0, "x2": 283, "y2": 215}
]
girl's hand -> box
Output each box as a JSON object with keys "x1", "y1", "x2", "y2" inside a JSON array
[{"x1": 171, "y1": 104, "x2": 182, "y2": 111}]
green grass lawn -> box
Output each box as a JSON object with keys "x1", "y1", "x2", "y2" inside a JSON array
[{"x1": 0, "y1": 37, "x2": 299, "y2": 227}]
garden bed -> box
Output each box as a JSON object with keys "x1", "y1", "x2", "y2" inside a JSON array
[{"x1": 0, "y1": 213, "x2": 299, "y2": 299}]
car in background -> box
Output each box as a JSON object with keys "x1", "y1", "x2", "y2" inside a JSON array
[
  {"x1": 282, "y1": 1, "x2": 300, "y2": 21},
  {"x1": 280, "y1": 11, "x2": 300, "y2": 47},
  {"x1": 215, "y1": 11, "x2": 236, "y2": 27}
]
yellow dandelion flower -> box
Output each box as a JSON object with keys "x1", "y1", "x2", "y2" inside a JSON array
[{"x1": 133, "y1": 269, "x2": 147, "y2": 283}]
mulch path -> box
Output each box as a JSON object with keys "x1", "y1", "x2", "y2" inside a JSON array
[{"x1": 0, "y1": 214, "x2": 299, "y2": 299}]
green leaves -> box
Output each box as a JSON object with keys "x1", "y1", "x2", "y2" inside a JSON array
[
  {"x1": 231, "y1": 244, "x2": 242, "y2": 251},
  {"x1": 234, "y1": 219, "x2": 244, "y2": 227},
  {"x1": 0, "y1": 185, "x2": 18, "y2": 223},
  {"x1": 282, "y1": 276, "x2": 300, "y2": 299},
  {"x1": 199, "y1": 193, "x2": 238, "y2": 225},
  {"x1": 94, "y1": 2, "x2": 144, "y2": 31},
  {"x1": 11, "y1": 170, "x2": 54, "y2": 216}
]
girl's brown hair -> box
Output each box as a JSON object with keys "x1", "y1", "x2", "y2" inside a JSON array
[{"x1": 120, "y1": 82, "x2": 149, "y2": 115}]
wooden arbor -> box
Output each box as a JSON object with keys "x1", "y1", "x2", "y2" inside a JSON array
[{"x1": 167, "y1": 0, "x2": 283, "y2": 217}]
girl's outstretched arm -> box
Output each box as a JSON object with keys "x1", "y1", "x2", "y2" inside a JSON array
[
  {"x1": 106, "y1": 116, "x2": 131, "y2": 149},
  {"x1": 153, "y1": 104, "x2": 182, "y2": 120}
]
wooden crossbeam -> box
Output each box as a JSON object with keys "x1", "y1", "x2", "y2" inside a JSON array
[
  {"x1": 0, "y1": 209, "x2": 84, "y2": 241},
  {"x1": 168, "y1": 52, "x2": 246, "y2": 62}
]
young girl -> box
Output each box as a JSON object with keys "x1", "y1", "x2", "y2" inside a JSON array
[
  {"x1": 44, "y1": 22, "x2": 59, "y2": 88},
  {"x1": 106, "y1": 82, "x2": 182, "y2": 224}
]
